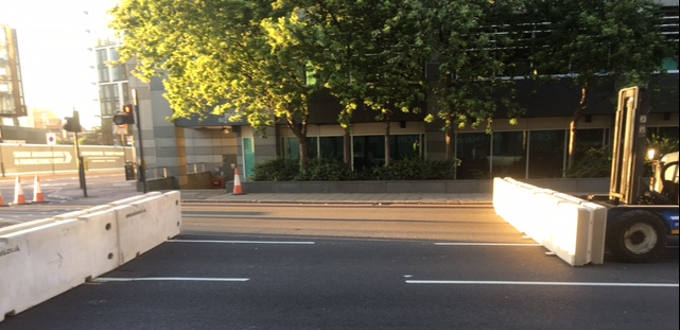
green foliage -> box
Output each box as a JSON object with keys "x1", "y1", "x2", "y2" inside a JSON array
[
  {"x1": 425, "y1": 0, "x2": 524, "y2": 135},
  {"x1": 252, "y1": 159, "x2": 299, "y2": 181},
  {"x1": 566, "y1": 147, "x2": 611, "y2": 178},
  {"x1": 296, "y1": 159, "x2": 356, "y2": 181},
  {"x1": 528, "y1": 0, "x2": 670, "y2": 91},
  {"x1": 647, "y1": 134, "x2": 679, "y2": 157},
  {"x1": 111, "y1": 0, "x2": 327, "y2": 170},
  {"x1": 252, "y1": 157, "x2": 459, "y2": 181},
  {"x1": 360, "y1": 157, "x2": 458, "y2": 180}
]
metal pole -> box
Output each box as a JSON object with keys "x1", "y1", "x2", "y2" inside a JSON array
[
  {"x1": 50, "y1": 144, "x2": 55, "y2": 175},
  {"x1": 0, "y1": 142, "x2": 5, "y2": 177},
  {"x1": 74, "y1": 131, "x2": 87, "y2": 196},
  {"x1": 132, "y1": 89, "x2": 148, "y2": 193}
]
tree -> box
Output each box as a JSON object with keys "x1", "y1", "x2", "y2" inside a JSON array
[
  {"x1": 111, "y1": 0, "x2": 326, "y2": 172},
  {"x1": 528, "y1": 0, "x2": 670, "y2": 170},
  {"x1": 421, "y1": 0, "x2": 524, "y2": 161},
  {"x1": 301, "y1": 0, "x2": 429, "y2": 167}
]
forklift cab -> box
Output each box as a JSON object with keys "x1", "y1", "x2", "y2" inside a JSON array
[{"x1": 649, "y1": 151, "x2": 679, "y2": 204}]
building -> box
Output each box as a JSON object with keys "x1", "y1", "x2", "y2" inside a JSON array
[
  {"x1": 0, "y1": 24, "x2": 26, "y2": 124},
  {"x1": 94, "y1": 38, "x2": 131, "y2": 145},
  {"x1": 119, "y1": 1, "x2": 678, "y2": 185}
]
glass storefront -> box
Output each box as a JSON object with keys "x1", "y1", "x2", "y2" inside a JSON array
[
  {"x1": 283, "y1": 137, "x2": 317, "y2": 160},
  {"x1": 529, "y1": 130, "x2": 565, "y2": 178},
  {"x1": 456, "y1": 133, "x2": 491, "y2": 179},
  {"x1": 390, "y1": 135, "x2": 421, "y2": 160},
  {"x1": 319, "y1": 136, "x2": 344, "y2": 161},
  {"x1": 492, "y1": 131, "x2": 526, "y2": 178},
  {"x1": 353, "y1": 135, "x2": 385, "y2": 170}
]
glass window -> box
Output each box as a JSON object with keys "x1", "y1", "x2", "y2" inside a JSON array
[
  {"x1": 390, "y1": 135, "x2": 420, "y2": 160},
  {"x1": 529, "y1": 130, "x2": 565, "y2": 178},
  {"x1": 96, "y1": 49, "x2": 108, "y2": 65},
  {"x1": 456, "y1": 133, "x2": 491, "y2": 179},
  {"x1": 319, "y1": 136, "x2": 344, "y2": 161},
  {"x1": 353, "y1": 135, "x2": 385, "y2": 170},
  {"x1": 109, "y1": 48, "x2": 120, "y2": 62},
  {"x1": 574, "y1": 128, "x2": 607, "y2": 163},
  {"x1": 283, "y1": 137, "x2": 317, "y2": 160},
  {"x1": 98, "y1": 67, "x2": 110, "y2": 83},
  {"x1": 492, "y1": 131, "x2": 526, "y2": 178}
]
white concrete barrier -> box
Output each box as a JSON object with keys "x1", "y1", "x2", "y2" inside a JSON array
[
  {"x1": 0, "y1": 191, "x2": 181, "y2": 322},
  {"x1": 493, "y1": 178, "x2": 606, "y2": 266}
]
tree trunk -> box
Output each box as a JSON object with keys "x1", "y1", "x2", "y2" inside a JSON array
[
  {"x1": 384, "y1": 120, "x2": 391, "y2": 167},
  {"x1": 288, "y1": 120, "x2": 308, "y2": 173},
  {"x1": 445, "y1": 119, "x2": 454, "y2": 161},
  {"x1": 567, "y1": 84, "x2": 589, "y2": 170},
  {"x1": 343, "y1": 129, "x2": 351, "y2": 165}
]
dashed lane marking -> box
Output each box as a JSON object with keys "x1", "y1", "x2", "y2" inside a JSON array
[
  {"x1": 93, "y1": 277, "x2": 250, "y2": 283},
  {"x1": 405, "y1": 280, "x2": 679, "y2": 288},
  {"x1": 169, "y1": 239, "x2": 316, "y2": 245}
]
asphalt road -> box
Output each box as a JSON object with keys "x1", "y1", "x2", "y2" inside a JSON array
[
  {"x1": 0, "y1": 172, "x2": 140, "y2": 226},
  {"x1": 1, "y1": 205, "x2": 677, "y2": 330}
]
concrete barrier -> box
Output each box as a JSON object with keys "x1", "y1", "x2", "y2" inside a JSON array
[
  {"x1": 0, "y1": 191, "x2": 181, "y2": 322},
  {"x1": 493, "y1": 178, "x2": 606, "y2": 266}
]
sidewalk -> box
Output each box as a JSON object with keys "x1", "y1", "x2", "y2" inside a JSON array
[{"x1": 180, "y1": 189, "x2": 492, "y2": 205}]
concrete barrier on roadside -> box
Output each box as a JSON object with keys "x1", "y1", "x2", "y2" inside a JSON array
[
  {"x1": 493, "y1": 178, "x2": 607, "y2": 266},
  {"x1": 0, "y1": 191, "x2": 181, "y2": 322}
]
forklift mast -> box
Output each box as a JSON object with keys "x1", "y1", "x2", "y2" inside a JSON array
[{"x1": 609, "y1": 86, "x2": 650, "y2": 205}]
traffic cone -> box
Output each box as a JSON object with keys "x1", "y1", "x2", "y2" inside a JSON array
[
  {"x1": 33, "y1": 175, "x2": 46, "y2": 203},
  {"x1": 12, "y1": 176, "x2": 26, "y2": 205},
  {"x1": 233, "y1": 167, "x2": 244, "y2": 195},
  {"x1": 0, "y1": 190, "x2": 6, "y2": 207}
]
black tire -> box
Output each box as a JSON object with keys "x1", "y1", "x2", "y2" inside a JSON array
[{"x1": 607, "y1": 210, "x2": 667, "y2": 263}]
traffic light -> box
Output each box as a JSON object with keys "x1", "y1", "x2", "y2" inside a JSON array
[
  {"x1": 63, "y1": 113, "x2": 82, "y2": 132},
  {"x1": 113, "y1": 104, "x2": 135, "y2": 125}
]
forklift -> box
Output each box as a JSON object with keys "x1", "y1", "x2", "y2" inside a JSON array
[{"x1": 587, "y1": 86, "x2": 678, "y2": 262}]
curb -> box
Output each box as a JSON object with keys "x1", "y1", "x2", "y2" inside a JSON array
[{"x1": 181, "y1": 199, "x2": 493, "y2": 206}]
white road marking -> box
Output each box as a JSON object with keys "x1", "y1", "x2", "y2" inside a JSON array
[
  {"x1": 168, "y1": 239, "x2": 316, "y2": 245},
  {"x1": 93, "y1": 277, "x2": 249, "y2": 282},
  {"x1": 434, "y1": 242, "x2": 540, "y2": 246},
  {"x1": 405, "y1": 280, "x2": 679, "y2": 287}
]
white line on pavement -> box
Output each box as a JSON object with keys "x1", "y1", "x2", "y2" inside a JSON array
[
  {"x1": 93, "y1": 277, "x2": 250, "y2": 282},
  {"x1": 434, "y1": 242, "x2": 540, "y2": 246},
  {"x1": 168, "y1": 239, "x2": 316, "y2": 245},
  {"x1": 405, "y1": 280, "x2": 679, "y2": 287}
]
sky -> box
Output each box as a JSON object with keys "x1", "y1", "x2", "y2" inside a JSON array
[{"x1": 1, "y1": 0, "x2": 120, "y2": 129}]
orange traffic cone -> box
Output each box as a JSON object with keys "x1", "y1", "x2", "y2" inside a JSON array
[
  {"x1": 12, "y1": 176, "x2": 26, "y2": 205},
  {"x1": 0, "y1": 190, "x2": 6, "y2": 207},
  {"x1": 233, "y1": 167, "x2": 244, "y2": 195},
  {"x1": 33, "y1": 175, "x2": 46, "y2": 203}
]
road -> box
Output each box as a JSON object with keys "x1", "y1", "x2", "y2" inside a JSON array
[
  {"x1": 0, "y1": 172, "x2": 140, "y2": 226},
  {"x1": 1, "y1": 204, "x2": 677, "y2": 330}
]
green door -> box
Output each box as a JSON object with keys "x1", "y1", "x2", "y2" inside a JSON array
[{"x1": 243, "y1": 138, "x2": 255, "y2": 180}]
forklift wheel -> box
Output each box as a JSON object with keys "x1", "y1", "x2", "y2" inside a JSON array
[{"x1": 608, "y1": 211, "x2": 666, "y2": 263}]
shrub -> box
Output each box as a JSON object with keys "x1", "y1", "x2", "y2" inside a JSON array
[
  {"x1": 252, "y1": 158, "x2": 299, "y2": 181},
  {"x1": 296, "y1": 159, "x2": 356, "y2": 181},
  {"x1": 566, "y1": 147, "x2": 611, "y2": 178},
  {"x1": 252, "y1": 157, "x2": 460, "y2": 181},
  {"x1": 358, "y1": 157, "x2": 458, "y2": 180}
]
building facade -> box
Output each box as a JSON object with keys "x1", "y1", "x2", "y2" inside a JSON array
[
  {"x1": 0, "y1": 24, "x2": 26, "y2": 122},
  {"x1": 120, "y1": 1, "x2": 679, "y2": 184},
  {"x1": 95, "y1": 39, "x2": 131, "y2": 145}
]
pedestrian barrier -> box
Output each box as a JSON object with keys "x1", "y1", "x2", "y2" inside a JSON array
[
  {"x1": 0, "y1": 191, "x2": 181, "y2": 322},
  {"x1": 493, "y1": 178, "x2": 607, "y2": 266}
]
